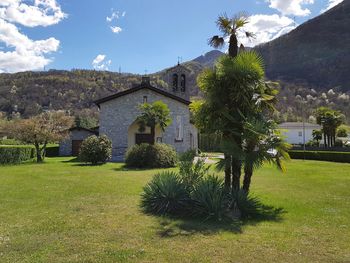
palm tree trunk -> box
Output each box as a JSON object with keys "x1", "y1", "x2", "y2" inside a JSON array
[
  {"x1": 323, "y1": 132, "x2": 327, "y2": 148},
  {"x1": 150, "y1": 125, "x2": 155, "y2": 145},
  {"x1": 224, "y1": 153, "x2": 232, "y2": 189},
  {"x1": 232, "y1": 158, "x2": 241, "y2": 191},
  {"x1": 243, "y1": 166, "x2": 253, "y2": 193},
  {"x1": 228, "y1": 34, "x2": 238, "y2": 58}
]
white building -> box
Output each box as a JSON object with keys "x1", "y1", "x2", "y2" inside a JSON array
[{"x1": 278, "y1": 122, "x2": 321, "y2": 145}]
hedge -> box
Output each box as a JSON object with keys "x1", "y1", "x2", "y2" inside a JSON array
[
  {"x1": 289, "y1": 150, "x2": 350, "y2": 163},
  {"x1": 0, "y1": 146, "x2": 35, "y2": 164},
  {"x1": 45, "y1": 145, "x2": 59, "y2": 157}
]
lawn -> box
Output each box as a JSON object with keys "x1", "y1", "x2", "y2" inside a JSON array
[{"x1": 0, "y1": 158, "x2": 349, "y2": 262}]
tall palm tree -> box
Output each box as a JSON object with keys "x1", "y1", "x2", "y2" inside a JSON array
[
  {"x1": 137, "y1": 101, "x2": 172, "y2": 145},
  {"x1": 209, "y1": 13, "x2": 254, "y2": 58}
]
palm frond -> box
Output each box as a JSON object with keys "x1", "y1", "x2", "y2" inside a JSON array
[{"x1": 208, "y1": 36, "x2": 225, "y2": 49}]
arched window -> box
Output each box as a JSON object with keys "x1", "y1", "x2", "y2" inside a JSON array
[
  {"x1": 180, "y1": 74, "x2": 186, "y2": 92},
  {"x1": 172, "y1": 74, "x2": 178, "y2": 91}
]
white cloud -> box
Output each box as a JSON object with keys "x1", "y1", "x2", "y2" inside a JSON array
[
  {"x1": 110, "y1": 26, "x2": 122, "y2": 34},
  {"x1": 321, "y1": 0, "x2": 343, "y2": 13},
  {"x1": 106, "y1": 9, "x2": 125, "y2": 34},
  {"x1": 239, "y1": 14, "x2": 296, "y2": 47},
  {"x1": 0, "y1": 0, "x2": 66, "y2": 27},
  {"x1": 0, "y1": 0, "x2": 65, "y2": 73},
  {"x1": 268, "y1": 0, "x2": 314, "y2": 16},
  {"x1": 92, "y1": 54, "x2": 111, "y2": 70}
]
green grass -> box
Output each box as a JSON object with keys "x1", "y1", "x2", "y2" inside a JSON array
[{"x1": 0, "y1": 158, "x2": 349, "y2": 262}]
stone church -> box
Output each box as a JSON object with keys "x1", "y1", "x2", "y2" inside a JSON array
[{"x1": 59, "y1": 64, "x2": 198, "y2": 161}]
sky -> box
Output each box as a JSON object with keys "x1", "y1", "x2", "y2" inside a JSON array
[{"x1": 0, "y1": 0, "x2": 344, "y2": 74}]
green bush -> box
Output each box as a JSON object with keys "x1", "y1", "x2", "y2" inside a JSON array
[
  {"x1": 289, "y1": 150, "x2": 350, "y2": 163},
  {"x1": 79, "y1": 135, "x2": 112, "y2": 165},
  {"x1": 0, "y1": 146, "x2": 35, "y2": 164},
  {"x1": 191, "y1": 175, "x2": 227, "y2": 221},
  {"x1": 141, "y1": 171, "x2": 191, "y2": 215},
  {"x1": 125, "y1": 143, "x2": 177, "y2": 168},
  {"x1": 337, "y1": 128, "x2": 348, "y2": 137},
  {"x1": 45, "y1": 145, "x2": 59, "y2": 157},
  {"x1": 0, "y1": 138, "x2": 23, "y2": 145}
]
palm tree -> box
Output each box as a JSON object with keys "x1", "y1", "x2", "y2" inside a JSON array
[
  {"x1": 195, "y1": 51, "x2": 277, "y2": 191},
  {"x1": 137, "y1": 101, "x2": 172, "y2": 145},
  {"x1": 209, "y1": 13, "x2": 254, "y2": 58}
]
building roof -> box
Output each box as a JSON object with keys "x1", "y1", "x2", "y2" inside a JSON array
[
  {"x1": 69, "y1": 126, "x2": 99, "y2": 134},
  {"x1": 278, "y1": 122, "x2": 321, "y2": 129},
  {"x1": 94, "y1": 79, "x2": 191, "y2": 106}
]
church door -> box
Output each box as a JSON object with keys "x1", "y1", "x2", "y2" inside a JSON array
[{"x1": 135, "y1": 134, "x2": 153, "y2": 145}]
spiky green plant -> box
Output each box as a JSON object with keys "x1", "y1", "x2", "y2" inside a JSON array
[
  {"x1": 191, "y1": 175, "x2": 227, "y2": 221},
  {"x1": 140, "y1": 171, "x2": 190, "y2": 215}
]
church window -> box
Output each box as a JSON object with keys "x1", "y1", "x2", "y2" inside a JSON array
[
  {"x1": 180, "y1": 74, "x2": 186, "y2": 92},
  {"x1": 175, "y1": 115, "x2": 183, "y2": 141},
  {"x1": 172, "y1": 74, "x2": 178, "y2": 91},
  {"x1": 143, "y1": 96, "x2": 148, "y2": 103}
]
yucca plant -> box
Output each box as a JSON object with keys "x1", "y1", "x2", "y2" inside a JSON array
[
  {"x1": 191, "y1": 175, "x2": 227, "y2": 221},
  {"x1": 140, "y1": 171, "x2": 190, "y2": 215}
]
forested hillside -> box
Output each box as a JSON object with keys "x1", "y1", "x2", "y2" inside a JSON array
[{"x1": 256, "y1": 0, "x2": 350, "y2": 91}]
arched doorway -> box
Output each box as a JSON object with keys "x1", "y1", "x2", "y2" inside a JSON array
[{"x1": 127, "y1": 120, "x2": 163, "y2": 148}]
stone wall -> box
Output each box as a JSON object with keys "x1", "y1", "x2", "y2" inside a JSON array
[
  {"x1": 99, "y1": 88, "x2": 198, "y2": 161},
  {"x1": 59, "y1": 129, "x2": 95, "y2": 156}
]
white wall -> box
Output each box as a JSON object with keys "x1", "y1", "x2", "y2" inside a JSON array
[{"x1": 279, "y1": 127, "x2": 315, "y2": 145}]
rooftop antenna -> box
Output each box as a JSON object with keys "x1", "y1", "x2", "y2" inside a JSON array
[{"x1": 177, "y1": 56, "x2": 181, "y2": 65}]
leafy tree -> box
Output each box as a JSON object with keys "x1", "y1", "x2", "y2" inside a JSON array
[
  {"x1": 5, "y1": 111, "x2": 73, "y2": 162},
  {"x1": 136, "y1": 101, "x2": 172, "y2": 145}
]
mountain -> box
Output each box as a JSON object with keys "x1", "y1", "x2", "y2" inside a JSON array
[
  {"x1": 192, "y1": 50, "x2": 224, "y2": 68},
  {"x1": 256, "y1": 0, "x2": 350, "y2": 91}
]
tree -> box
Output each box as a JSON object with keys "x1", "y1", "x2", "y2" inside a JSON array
[
  {"x1": 194, "y1": 51, "x2": 279, "y2": 192},
  {"x1": 312, "y1": 129, "x2": 323, "y2": 145},
  {"x1": 5, "y1": 111, "x2": 73, "y2": 162},
  {"x1": 209, "y1": 13, "x2": 254, "y2": 57},
  {"x1": 316, "y1": 107, "x2": 345, "y2": 147},
  {"x1": 136, "y1": 101, "x2": 172, "y2": 145}
]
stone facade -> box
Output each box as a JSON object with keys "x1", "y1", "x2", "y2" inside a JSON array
[
  {"x1": 99, "y1": 87, "x2": 198, "y2": 161},
  {"x1": 59, "y1": 128, "x2": 96, "y2": 156}
]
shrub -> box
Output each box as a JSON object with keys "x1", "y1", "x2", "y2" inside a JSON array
[
  {"x1": 337, "y1": 128, "x2": 348, "y2": 138},
  {"x1": 125, "y1": 143, "x2": 177, "y2": 168},
  {"x1": 141, "y1": 171, "x2": 190, "y2": 215},
  {"x1": 45, "y1": 145, "x2": 59, "y2": 157},
  {"x1": 0, "y1": 138, "x2": 23, "y2": 145},
  {"x1": 178, "y1": 150, "x2": 209, "y2": 191},
  {"x1": 0, "y1": 146, "x2": 35, "y2": 164},
  {"x1": 79, "y1": 135, "x2": 112, "y2": 165},
  {"x1": 289, "y1": 150, "x2": 350, "y2": 163},
  {"x1": 334, "y1": 139, "x2": 343, "y2": 147},
  {"x1": 191, "y1": 175, "x2": 227, "y2": 221}
]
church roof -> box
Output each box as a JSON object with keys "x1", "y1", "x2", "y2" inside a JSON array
[{"x1": 94, "y1": 79, "x2": 191, "y2": 106}]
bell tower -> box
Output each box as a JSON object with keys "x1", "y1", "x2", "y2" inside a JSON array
[{"x1": 166, "y1": 62, "x2": 190, "y2": 101}]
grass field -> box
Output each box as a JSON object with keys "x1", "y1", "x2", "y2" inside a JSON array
[{"x1": 0, "y1": 158, "x2": 349, "y2": 262}]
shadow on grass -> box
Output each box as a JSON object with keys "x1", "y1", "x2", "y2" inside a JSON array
[
  {"x1": 112, "y1": 165, "x2": 176, "y2": 172},
  {"x1": 153, "y1": 204, "x2": 286, "y2": 238},
  {"x1": 61, "y1": 158, "x2": 106, "y2": 166}
]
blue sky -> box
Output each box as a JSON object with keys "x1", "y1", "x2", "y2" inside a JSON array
[{"x1": 0, "y1": 0, "x2": 343, "y2": 74}]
